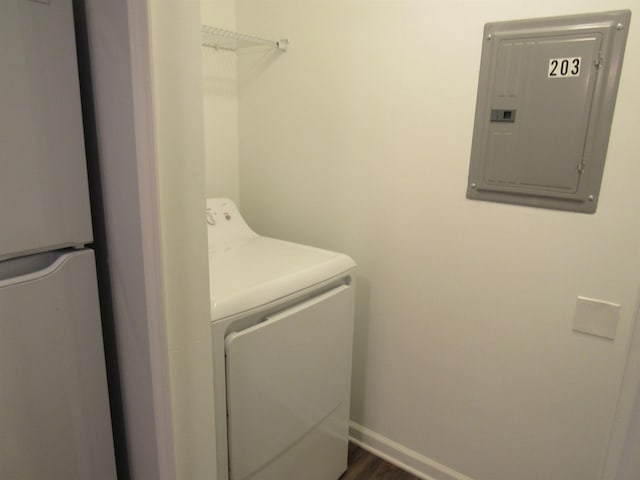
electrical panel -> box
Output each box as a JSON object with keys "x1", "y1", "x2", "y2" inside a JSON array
[{"x1": 467, "y1": 10, "x2": 631, "y2": 213}]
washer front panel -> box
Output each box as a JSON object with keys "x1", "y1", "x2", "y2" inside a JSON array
[{"x1": 225, "y1": 284, "x2": 353, "y2": 480}]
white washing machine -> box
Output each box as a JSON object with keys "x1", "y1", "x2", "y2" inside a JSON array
[{"x1": 207, "y1": 198, "x2": 356, "y2": 480}]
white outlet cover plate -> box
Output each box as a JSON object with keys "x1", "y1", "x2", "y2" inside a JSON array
[{"x1": 573, "y1": 296, "x2": 621, "y2": 340}]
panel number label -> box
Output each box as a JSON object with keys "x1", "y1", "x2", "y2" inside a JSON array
[{"x1": 548, "y1": 57, "x2": 581, "y2": 78}]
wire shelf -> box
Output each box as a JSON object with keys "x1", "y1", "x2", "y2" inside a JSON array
[{"x1": 201, "y1": 25, "x2": 288, "y2": 52}]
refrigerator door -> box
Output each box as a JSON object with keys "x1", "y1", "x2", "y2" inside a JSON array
[
  {"x1": 0, "y1": 0, "x2": 93, "y2": 260},
  {"x1": 0, "y1": 249, "x2": 116, "y2": 480}
]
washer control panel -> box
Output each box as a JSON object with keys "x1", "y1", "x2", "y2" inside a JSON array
[{"x1": 206, "y1": 198, "x2": 256, "y2": 246}]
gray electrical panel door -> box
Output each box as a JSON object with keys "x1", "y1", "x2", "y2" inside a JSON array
[{"x1": 467, "y1": 10, "x2": 631, "y2": 213}]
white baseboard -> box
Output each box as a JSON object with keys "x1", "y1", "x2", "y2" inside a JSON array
[{"x1": 348, "y1": 422, "x2": 474, "y2": 480}]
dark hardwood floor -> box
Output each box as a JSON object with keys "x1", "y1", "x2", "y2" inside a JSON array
[{"x1": 340, "y1": 443, "x2": 421, "y2": 480}]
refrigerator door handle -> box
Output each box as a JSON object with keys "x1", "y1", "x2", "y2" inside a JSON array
[{"x1": 0, "y1": 250, "x2": 75, "y2": 287}]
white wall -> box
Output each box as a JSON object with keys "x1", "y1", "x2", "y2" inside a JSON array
[
  {"x1": 617, "y1": 387, "x2": 640, "y2": 480},
  {"x1": 231, "y1": 1, "x2": 640, "y2": 479},
  {"x1": 202, "y1": 0, "x2": 241, "y2": 202},
  {"x1": 79, "y1": 1, "x2": 174, "y2": 478},
  {"x1": 148, "y1": 1, "x2": 216, "y2": 479},
  {"x1": 612, "y1": 297, "x2": 640, "y2": 480}
]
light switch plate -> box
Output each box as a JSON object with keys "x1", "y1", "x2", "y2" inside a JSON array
[{"x1": 573, "y1": 296, "x2": 620, "y2": 340}]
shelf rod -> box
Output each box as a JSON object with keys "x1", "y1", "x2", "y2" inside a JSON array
[{"x1": 201, "y1": 25, "x2": 288, "y2": 52}]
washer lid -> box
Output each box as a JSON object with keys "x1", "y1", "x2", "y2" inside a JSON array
[{"x1": 209, "y1": 236, "x2": 355, "y2": 321}]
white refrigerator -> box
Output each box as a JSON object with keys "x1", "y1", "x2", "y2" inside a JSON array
[{"x1": 0, "y1": 1, "x2": 117, "y2": 478}]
